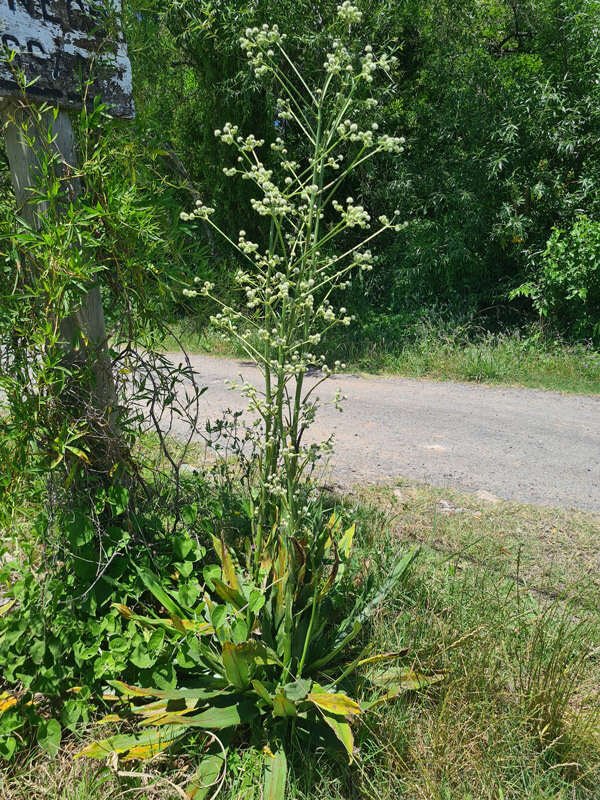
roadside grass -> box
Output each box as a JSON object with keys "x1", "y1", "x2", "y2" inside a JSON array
[
  {"x1": 2, "y1": 477, "x2": 599, "y2": 799},
  {"x1": 160, "y1": 317, "x2": 600, "y2": 395},
  {"x1": 354, "y1": 481, "x2": 600, "y2": 611}
]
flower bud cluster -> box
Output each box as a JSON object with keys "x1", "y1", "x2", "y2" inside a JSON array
[
  {"x1": 332, "y1": 197, "x2": 371, "y2": 229},
  {"x1": 337, "y1": 2, "x2": 363, "y2": 24}
]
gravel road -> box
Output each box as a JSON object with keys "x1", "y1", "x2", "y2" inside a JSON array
[{"x1": 164, "y1": 353, "x2": 600, "y2": 512}]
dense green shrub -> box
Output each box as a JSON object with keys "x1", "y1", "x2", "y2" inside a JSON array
[{"x1": 521, "y1": 216, "x2": 600, "y2": 340}]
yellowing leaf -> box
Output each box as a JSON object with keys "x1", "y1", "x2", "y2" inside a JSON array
[
  {"x1": 272, "y1": 691, "x2": 297, "y2": 719},
  {"x1": 308, "y1": 691, "x2": 361, "y2": 716},
  {"x1": 211, "y1": 535, "x2": 239, "y2": 591},
  {"x1": 95, "y1": 714, "x2": 122, "y2": 724},
  {"x1": 338, "y1": 522, "x2": 355, "y2": 558},
  {"x1": 358, "y1": 649, "x2": 409, "y2": 667},
  {"x1": 0, "y1": 692, "x2": 18, "y2": 713},
  {"x1": 222, "y1": 642, "x2": 250, "y2": 690},
  {"x1": 77, "y1": 727, "x2": 181, "y2": 760},
  {"x1": 372, "y1": 667, "x2": 444, "y2": 691},
  {"x1": 0, "y1": 599, "x2": 16, "y2": 617}
]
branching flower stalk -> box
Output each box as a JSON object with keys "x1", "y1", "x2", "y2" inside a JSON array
[{"x1": 181, "y1": 4, "x2": 406, "y2": 590}]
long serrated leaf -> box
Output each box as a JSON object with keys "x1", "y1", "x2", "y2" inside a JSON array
[
  {"x1": 77, "y1": 726, "x2": 181, "y2": 760},
  {"x1": 159, "y1": 699, "x2": 257, "y2": 730},
  {"x1": 211, "y1": 535, "x2": 239, "y2": 591},
  {"x1": 316, "y1": 707, "x2": 354, "y2": 763},
  {"x1": 264, "y1": 747, "x2": 287, "y2": 800},
  {"x1": 308, "y1": 620, "x2": 362, "y2": 671},
  {"x1": 222, "y1": 642, "x2": 250, "y2": 690},
  {"x1": 134, "y1": 565, "x2": 185, "y2": 617},
  {"x1": 187, "y1": 751, "x2": 227, "y2": 800},
  {"x1": 353, "y1": 547, "x2": 419, "y2": 630}
]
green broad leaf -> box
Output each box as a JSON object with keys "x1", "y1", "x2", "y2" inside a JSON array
[
  {"x1": 283, "y1": 679, "x2": 311, "y2": 702},
  {"x1": 232, "y1": 618, "x2": 249, "y2": 644},
  {"x1": 0, "y1": 735, "x2": 17, "y2": 760},
  {"x1": 149, "y1": 662, "x2": 177, "y2": 691},
  {"x1": 272, "y1": 691, "x2": 297, "y2": 718},
  {"x1": 181, "y1": 504, "x2": 199, "y2": 527},
  {"x1": 77, "y1": 726, "x2": 181, "y2": 760},
  {"x1": 60, "y1": 699, "x2": 82, "y2": 731},
  {"x1": 264, "y1": 747, "x2": 287, "y2": 800},
  {"x1": 134, "y1": 565, "x2": 185, "y2": 618},
  {"x1": 173, "y1": 532, "x2": 195, "y2": 560},
  {"x1": 251, "y1": 680, "x2": 273, "y2": 706},
  {"x1": 30, "y1": 638, "x2": 46, "y2": 665},
  {"x1": 248, "y1": 589, "x2": 265, "y2": 614},
  {"x1": 129, "y1": 643, "x2": 157, "y2": 669},
  {"x1": 38, "y1": 719, "x2": 62, "y2": 757},
  {"x1": 211, "y1": 604, "x2": 227, "y2": 631},
  {"x1": 222, "y1": 642, "x2": 250, "y2": 690},
  {"x1": 66, "y1": 510, "x2": 95, "y2": 547},
  {"x1": 175, "y1": 561, "x2": 194, "y2": 579},
  {"x1": 213, "y1": 578, "x2": 246, "y2": 610},
  {"x1": 316, "y1": 706, "x2": 355, "y2": 763},
  {"x1": 203, "y1": 564, "x2": 221, "y2": 591},
  {"x1": 187, "y1": 751, "x2": 227, "y2": 799},
  {"x1": 148, "y1": 628, "x2": 165, "y2": 652},
  {"x1": 107, "y1": 484, "x2": 129, "y2": 516}
]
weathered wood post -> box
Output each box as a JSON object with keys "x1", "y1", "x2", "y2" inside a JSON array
[{"x1": 0, "y1": 0, "x2": 134, "y2": 435}]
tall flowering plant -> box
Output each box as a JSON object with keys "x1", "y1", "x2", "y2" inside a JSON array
[
  {"x1": 80, "y1": 7, "x2": 428, "y2": 797},
  {"x1": 181, "y1": 3, "x2": 405, "y2": 571}
]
